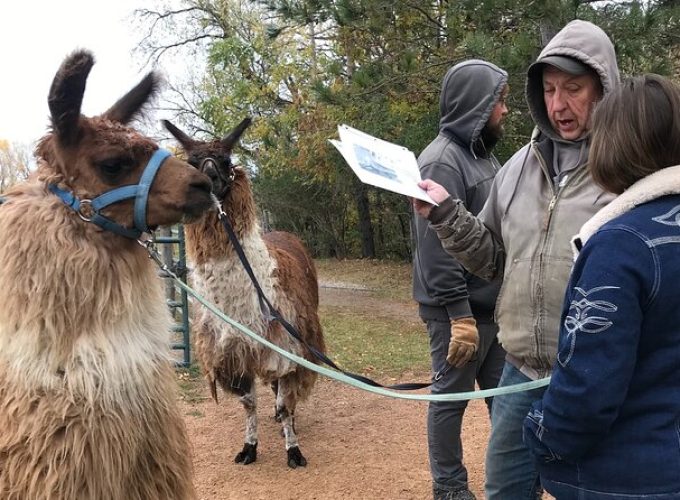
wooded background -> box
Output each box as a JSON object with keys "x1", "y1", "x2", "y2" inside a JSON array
[{"x1": 4, "y1": 1, "x2": 680, "y2": 259}]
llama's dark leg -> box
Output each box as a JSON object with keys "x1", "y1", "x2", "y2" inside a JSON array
[
  {"x1": 228, "y1": 375, "x2": 258, "y2": 465},
  {"x1": 271, "y1": 380, "x2": 282, "y2": 422},
  {"x1": 278, "y1": 377, "x2": 307, "y2": 468}
]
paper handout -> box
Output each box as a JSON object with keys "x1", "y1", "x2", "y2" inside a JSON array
[{"x1": 329, "y1": 124, "x2": 437, "y2": 205}]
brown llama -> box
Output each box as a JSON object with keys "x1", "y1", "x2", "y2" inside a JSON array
[
  {"x1": 164, "y1": 118, "x2": 326, "y2": 468},
  {"x1": 0, "y1": 50, "x2": 214, "y2": 499}
]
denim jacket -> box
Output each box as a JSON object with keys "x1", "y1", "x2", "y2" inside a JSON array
[{"x1": 524, "y1": 165, "x2": 680, "y2": 496}]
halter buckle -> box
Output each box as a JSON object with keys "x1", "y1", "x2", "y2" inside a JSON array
[{"x1": 77, "y1": 199, "x2": 95, "y2": 222}]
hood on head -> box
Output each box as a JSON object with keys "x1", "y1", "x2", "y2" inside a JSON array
[
  {"x1": 526, "y1": 19, "x2": 621, "y2": 142},
  {"x1": 439, "y1": 59, "x2": 508, "y2": 154}
]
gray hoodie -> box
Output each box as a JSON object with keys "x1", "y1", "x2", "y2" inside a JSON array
[
  {"x1": 428, "y1": 21, "x2": 620, "y2": 372},
  {"x1": 413, "y1": 60, "x2": 508, "y2": 322}
]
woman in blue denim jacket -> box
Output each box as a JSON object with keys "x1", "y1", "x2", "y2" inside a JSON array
[{"x1": 523, "y1": 74, "x2": 680, "y2": 499}]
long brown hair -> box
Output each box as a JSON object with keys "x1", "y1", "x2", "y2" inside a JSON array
[{"x1": 589, "y1": 74, "x2": 680, "y2": 194}]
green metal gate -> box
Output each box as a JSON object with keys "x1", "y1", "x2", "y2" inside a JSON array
[{"x1": 155, "y1": 225, "x2": 191, "y2": 367}]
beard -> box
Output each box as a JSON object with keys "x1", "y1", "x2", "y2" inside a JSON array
[{"x1": 480, "y1": 120, "x2": 504, "y2": 151}]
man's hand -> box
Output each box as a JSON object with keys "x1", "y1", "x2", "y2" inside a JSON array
[
  {"x1": 412, "y1": 179, "x2": 451, "y2": 219},
  {"x1": 447, "y1": 317, "x2": 479, "y2": 368}
]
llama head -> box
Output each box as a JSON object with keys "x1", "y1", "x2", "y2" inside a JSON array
[
  {"x1": 162, "y1": 118, "x2": 251, "y2": 199},
  {"x1": 36, "y1": 50, "x2": 213, "y2": 234}
]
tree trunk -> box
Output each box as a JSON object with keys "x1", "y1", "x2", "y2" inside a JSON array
[
  {"x1": 353, "y1": 178, "x2": 375, "y2": 258},
  {"x1": 539, "y1": 18, "x2": 558, "y2": 47},
  {"x1": 398, "y1": 208, "x2": 412, "y2": 261},
  {"x1": 375, "y1": 191, "x2": 384, "y2": 257}
]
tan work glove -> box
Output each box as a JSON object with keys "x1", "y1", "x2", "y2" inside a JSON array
[{"x1": 447, "y1": 317, "x2": 479, "y2": 368}]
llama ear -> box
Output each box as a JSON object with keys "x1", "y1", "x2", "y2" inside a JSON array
[
  {"x1": 48, "y1": 49, "x2": 94, "y2": 146},
  {"x1": 221, "y1": 117, "x2": 252, "y2": 150},
  {"x1": 162, "y1": 120, "x2": 197, "y2": 151},
  {"x1": 102, "y1": 72, "x2": 161, "y2": 124}
]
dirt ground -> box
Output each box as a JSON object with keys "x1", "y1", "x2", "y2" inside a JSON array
[{"x1": 180, "y1": 284, "x2": 492, "y2": 500}]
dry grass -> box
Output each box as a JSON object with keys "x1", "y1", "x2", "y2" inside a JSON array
[
  {"x1": 320, "y1": 309, "x2": 428, "y2": 376},
  {"x1": 314, "y1": 258, "x2": 412, "y2": 299},
  {"x1": 315, "y1": 258, "x2": 430, "y2": 377}
]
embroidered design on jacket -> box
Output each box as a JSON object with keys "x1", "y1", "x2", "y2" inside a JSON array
[
  {"x1": 652, "y1": 204, "x2": 680, "y2": 226},
  {"x1": 559, "y1": 286, "x2": 619, "y2": 367},
  {"x1": 526, "y1": 408, "x2": 562, "y2": 462}
]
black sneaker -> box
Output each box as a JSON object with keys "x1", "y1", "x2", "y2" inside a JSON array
[
  {"x1": 449, "y1": 490, "x2": 476, "y2": 500},
  {"x1": 433, "y1": 487, "x2": 477, "y2": 500}
]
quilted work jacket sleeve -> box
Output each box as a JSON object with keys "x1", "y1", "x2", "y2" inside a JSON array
[{"x1": 428, "y1": 196, "x2": 505, "y2": 282}]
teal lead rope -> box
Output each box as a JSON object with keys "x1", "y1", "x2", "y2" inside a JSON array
[{"x1": 139, "y1": 238, "x2": 551, "y2": 402}]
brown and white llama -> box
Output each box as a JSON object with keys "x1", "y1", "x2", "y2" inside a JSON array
[
  {"x1": 0, "y1": 50, "x2": 214, "y2": 499},
  {"x1": 164, "y1": 118, "x2": 325, "y2": 468}
]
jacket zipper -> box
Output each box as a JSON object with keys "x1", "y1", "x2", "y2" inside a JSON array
[{"x1": 531, "y1": 144, "x2": 580, "y2": 365}]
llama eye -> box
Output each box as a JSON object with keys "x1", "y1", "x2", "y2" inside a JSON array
[
  {"x1": 188, "y1": 156, "x2": 200, "y2": 168},
  {"x1": 96, "y1": 157, "x2": 132, "y2": 181},
  {"x1": 98, "y1": 160, "x2": 122, "y2": 174}
]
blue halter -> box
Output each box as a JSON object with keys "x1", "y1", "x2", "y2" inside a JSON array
[{"x1": 48, "y1": 148, "x2": 172, "y2": 239}]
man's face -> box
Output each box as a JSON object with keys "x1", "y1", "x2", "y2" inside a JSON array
[
  {"x1": 543, "y1": 66, "x2": 602, "y2": 140},
  {"x1": 486, "y1": 84, "x2": 510, "y2": 140}
]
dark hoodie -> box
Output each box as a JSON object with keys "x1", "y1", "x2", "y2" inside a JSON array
[{"x1": 413, "y1": 60, "x2": 508, "y2": 322}]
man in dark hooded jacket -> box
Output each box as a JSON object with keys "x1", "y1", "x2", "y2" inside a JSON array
[{"x1": 413, "y1": 59, "x2": 509, "y2": 500}]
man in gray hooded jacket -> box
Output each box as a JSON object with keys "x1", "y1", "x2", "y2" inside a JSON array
[
  {"x1": 413, "y1": 59, "x2": 509, "y2": 500},
  {"x1": 414, "y1": 20, "x2": 620, "y2": 499}
]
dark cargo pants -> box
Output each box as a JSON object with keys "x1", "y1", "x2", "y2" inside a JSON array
[{"x1": 425, "y1": 317, "x2": 505, "y2": 494}]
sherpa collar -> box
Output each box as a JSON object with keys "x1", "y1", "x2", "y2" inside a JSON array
[{"x1": 572, "y1": 164, "x2": 680, "y2": 256}]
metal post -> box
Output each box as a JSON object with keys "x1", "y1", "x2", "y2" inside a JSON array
[
  {"x1": 155, "y1": 225, "x2": 191, "y2": 367},
  {"x1": 177, "y1": 225, "x2": 191, "y2": 367}
]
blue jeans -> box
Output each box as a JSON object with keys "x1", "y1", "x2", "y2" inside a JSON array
[
  {"x1": 542, "y1": 478, "x2": 680, "y2": 499},
  {"x1": 426, "y1": 318, "x2": 505, "y2": 493},
  {"x1": 485, "y1": 362, "x2": 546, "y2": 500}
]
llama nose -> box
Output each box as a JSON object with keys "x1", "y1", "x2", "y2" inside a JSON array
[{"x1": 204, "y1": 165, "x2": 219, "y2": 184}]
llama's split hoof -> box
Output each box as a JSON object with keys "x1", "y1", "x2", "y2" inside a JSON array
[
  {"x1": 287, "y1": 446, "x2": 307, "y2": 468},
  {"x1": 235, "y1": 442, "x2": 257, "y2": 465}
]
